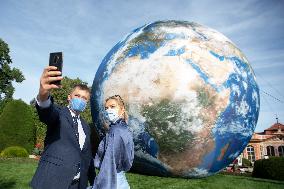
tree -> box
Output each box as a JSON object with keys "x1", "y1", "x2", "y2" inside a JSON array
[
  {"x1": 30, "y1": 104, "x2": 47, "y2": 149},
  {"x1": 0, "y1": 99, "x2": 35, "y2": 153},
  {"x1": 0, "y1": 98, "x2": 12, "y2": 115},
  {"x1": 0, "y1": 38, "x2": 25, "y2": 100},
  {"x1": 50, "y1": 76, "x2": 93, "y2": 124}
]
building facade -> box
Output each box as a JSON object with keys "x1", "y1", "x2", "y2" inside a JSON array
[{"x1": 242, "y1": 120, "x2": 284, "y2": 162}]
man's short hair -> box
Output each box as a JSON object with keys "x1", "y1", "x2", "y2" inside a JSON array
[{"x1": 71, "y1": 84, "x2": 91, "y2": 94}]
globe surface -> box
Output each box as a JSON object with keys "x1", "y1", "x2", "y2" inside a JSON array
[{"x1": 91, "y1": 20, "x2": 260, "y2": 178}]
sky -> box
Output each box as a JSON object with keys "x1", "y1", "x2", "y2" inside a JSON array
[{"x1": 0, "y1": 0, "x2": 283, "y2": 132}]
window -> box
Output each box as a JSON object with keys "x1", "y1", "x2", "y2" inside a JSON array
[
  {"x1": 266, "y1": 146, "x2": 275, "y2": 156},
  {"x1": 246, "y1": 145, "x2": 255, "y2": 162},
  {"x1": 278, "y1": 146, "x2": 284, "y2": 157},
  {"x1": 260, "y1": 146, "x2": 264, "y2": 159}
]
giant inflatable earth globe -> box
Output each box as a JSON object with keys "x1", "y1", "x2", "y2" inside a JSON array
[{"x1": 91, "y1": 20, "x2": 260, "y2": 178}]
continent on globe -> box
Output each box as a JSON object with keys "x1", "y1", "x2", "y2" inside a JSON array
[{"x1": 91, "y1": 20, "x2": 260, "y2": 178}]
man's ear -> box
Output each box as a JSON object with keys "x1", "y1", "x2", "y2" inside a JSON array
[
  {"x1": 67, "y1": 94, "x2": 71, "y2": 102},
  {"x1": 87, "y1": 93, "x2": 91, "y2": 102}
]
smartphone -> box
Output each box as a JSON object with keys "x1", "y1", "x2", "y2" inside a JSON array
[{"x1": 49, "y1": 52, "x2": 63, "y2": 85}]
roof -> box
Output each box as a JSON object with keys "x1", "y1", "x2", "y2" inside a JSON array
[{"x1": 264, "y1": 122, "x2": 284, "y2": 131}]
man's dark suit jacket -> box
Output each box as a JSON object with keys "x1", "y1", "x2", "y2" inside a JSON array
[{"x1": 30, "y1": 100, "x2": 94, "y2": 189}]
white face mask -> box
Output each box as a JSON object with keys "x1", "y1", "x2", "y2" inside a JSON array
[{"x1": 104, "y1": 108, "x2": 120, "y2": 123}]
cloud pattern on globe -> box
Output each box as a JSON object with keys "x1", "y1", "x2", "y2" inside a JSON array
[{"x1": 91, "y1": 20, "x2": 260, "y2": 178}]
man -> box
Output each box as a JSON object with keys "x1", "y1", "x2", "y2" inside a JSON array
[{"x1": 31, "y1": 66, "x2": 94, "y2": 189}]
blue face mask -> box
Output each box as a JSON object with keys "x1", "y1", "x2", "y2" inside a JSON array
[
  {"x1": 70, "y1": 98, "x2": 87, "y2": 112},
  {"x1": 104, "y1": 108, "x2": 120, "y2": 123}
]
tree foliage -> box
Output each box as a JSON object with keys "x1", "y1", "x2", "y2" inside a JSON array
[
  {"x1": 0, "y1": 99, "x2": 35, "y2": 153},
  {"x1": 30, "y1": 104, "x2": 47, "y2": 148},
  {"x1": 0, "y1": 38, "x2": 25, "y2": 100},
  {"x1": 0, "y1": 98, "x2": 12, "y2": 115}
]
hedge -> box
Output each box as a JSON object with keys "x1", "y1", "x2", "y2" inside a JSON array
[
  {"x1": 0, "y1": 99, "x2": 35, "y2": 153},
  {"x1": 252, "y1": 157, "x2": 284, "y2": 181},
  {"x1": 242, "y1": 158, "x2": 252, "y2": 167},
  {"x1": 0, "y1": 146, "x2": 28, "y2": 157}
]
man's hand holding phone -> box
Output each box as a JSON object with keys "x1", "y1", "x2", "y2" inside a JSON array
[
  {"x1": 38, "y1": 66, "x2": 63, "y2": 101},
  {"x1": 38, "y1": 52, "x2": 63, "y2": 101}
]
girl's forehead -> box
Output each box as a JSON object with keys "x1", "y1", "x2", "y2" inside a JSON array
[{"x1": 105, "y1": 99, "x2": 118, "y2": 106}]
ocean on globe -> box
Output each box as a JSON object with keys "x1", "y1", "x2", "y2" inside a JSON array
[{"x1": 91, "y1": 20, "x2": 260, "y2": 178}]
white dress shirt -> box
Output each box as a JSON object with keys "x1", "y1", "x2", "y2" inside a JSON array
[{"x1": 68, "y1": 107, "x2": 86, "y2": 150}]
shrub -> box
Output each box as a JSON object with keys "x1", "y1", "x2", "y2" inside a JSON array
[
  {"x1": 30, "y1": 104, "x2": 46, "y2": 149},
  {"x1": 0, "y1": 146, "x2": 28, "y2": 157},
  {"x1": 0, "y1": 99, "x2": 11, "y2": 115},
  {"x1": 252, "y1": 157, "x2": 284, "y2": 181},
  {"x1": 242, "y1": 158, "x2": 252, "y2": 167},
  {"x1": 0, "y1": 99, "x2": 36, "y2": 153}
]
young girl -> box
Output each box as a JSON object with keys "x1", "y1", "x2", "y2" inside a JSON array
[{"x1": 92, "y1": 95, "x2": 134, "y2": 189}]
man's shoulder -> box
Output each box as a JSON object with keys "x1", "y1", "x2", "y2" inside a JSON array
[
  {"x1": 48, "y1": 96, "x2": 66, "y2": 111},
  {"x1": 48, "y1": 104, "x2": 70, "y2": 118},
  {"x1": 51, "y1": 103, "x2": 66, "y2": 113}
]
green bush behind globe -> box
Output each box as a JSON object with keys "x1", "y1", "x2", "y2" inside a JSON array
[{"x1": 91, "y1": 20, "x2": 260, "y2": 178}]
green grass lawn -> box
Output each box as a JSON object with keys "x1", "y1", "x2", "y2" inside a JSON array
[{"x1": 0, "y1": 158, "x2": 283, "y2": 189}]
